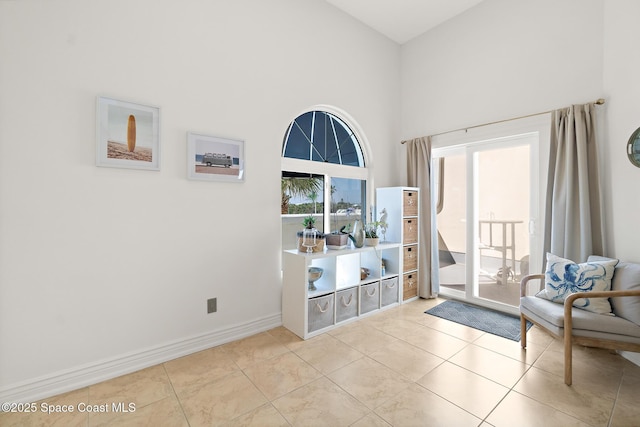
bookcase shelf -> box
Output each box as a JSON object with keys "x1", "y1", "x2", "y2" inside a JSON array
[{"x1": 282, "y1": 243, "x2": 401, "y2": 339}]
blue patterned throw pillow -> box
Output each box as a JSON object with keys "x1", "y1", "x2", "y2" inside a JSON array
[{"x1": 538, "y1": 253, "x2": 618, "y2": 315}]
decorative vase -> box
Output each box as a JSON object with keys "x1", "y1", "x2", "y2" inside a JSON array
[
  {"x1": 350, "y1": 219, "x2": 365, "y2": 248},
  {"x1": 308, "y1": 267, "x2": 323, "y2": 291}
]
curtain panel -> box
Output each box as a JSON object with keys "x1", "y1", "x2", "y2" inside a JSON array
[
  {"x1": 406, "y1": 136, "x2": 439, "y2": 298},
  {"x1": 543, "y1": 102, "x2": 605, "y2": 262}
]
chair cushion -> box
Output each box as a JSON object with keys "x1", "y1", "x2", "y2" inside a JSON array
[
  {"x1": 538, "y1": 253, "x2": 618, "y2": 315},
  {"x1": 588, "y1": 256, "x2": 640, "y2": 326},
  {"x1": 521, "y1": 296, "x2": 640, "y2": 339}
]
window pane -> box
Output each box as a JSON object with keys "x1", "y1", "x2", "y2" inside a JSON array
[
  {"x1": 295, "y1": 112, "x2": 314, "y2": 138},
  {"x1": 332, "y1": 119, "x2": 358, "y2": 166},
  {"x1": 283, "y1": 123, "x2": 310, "y2": 160},
  {"x1": 329, "y1": 177, "x2": 365, "y2": 234},
  {"x1": 312, "y1": 112, "x2": 328, "y2": 162},
  {"x1": 338, "y1": 141, "x2": 359, "y2": 166},
  {"x1": 281, "y1": 172, "x2": 324, "y2": 250}
]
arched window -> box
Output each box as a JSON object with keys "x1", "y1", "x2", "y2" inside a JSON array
[
  {"x1": 281, "y1": 108, "x2": 372, "y2": 250},
  {"x1": 282, "y1": 111, "x2": 365, "y2": 166}
]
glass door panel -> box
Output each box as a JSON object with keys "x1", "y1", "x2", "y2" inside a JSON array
[
  {"x1": 434, "y1": 134, "x2": 536, "y2": 310},
  {"x1": 476, "y1": 145, "x2": 530, "y2": 307},
  {"x1": 434, "y1": 152, "x2": 467, "y2": 295}
]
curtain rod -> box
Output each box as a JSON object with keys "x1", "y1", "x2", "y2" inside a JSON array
[{"x1": 400, "y1": 98, "x2": 605, "y2": 144}]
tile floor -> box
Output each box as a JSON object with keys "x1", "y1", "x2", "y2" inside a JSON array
[{"x1": 2, "y1": 297, "x2": 639, "y2": 426}]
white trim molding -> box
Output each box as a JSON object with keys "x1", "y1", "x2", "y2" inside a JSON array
[{"x1": 0, "y1": 313, "x2": 282, "y2": 403}]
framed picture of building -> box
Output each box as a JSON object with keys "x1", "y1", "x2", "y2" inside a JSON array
[
  {"x1": 96, "y1": 96, "x2": 160, "y2": 170},
  {"x1": 187, "y1": 133, "x2": 245, "y2": 182}
]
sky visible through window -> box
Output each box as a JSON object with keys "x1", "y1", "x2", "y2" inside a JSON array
[{"x1": 288, "y1": 177, "x2": 362, "y2": 206}]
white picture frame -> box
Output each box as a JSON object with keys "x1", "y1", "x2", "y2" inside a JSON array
[
  {"x1": 96, "y1": 96, "x2": 160, "y2": 170},
  {"x1": 187, "y1": 132, "x2": 245, "y2": 182}
]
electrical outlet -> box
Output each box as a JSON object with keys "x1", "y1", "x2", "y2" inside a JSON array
[{"x1": 207, "y1": 298, "x2": 217, "y2": 314}]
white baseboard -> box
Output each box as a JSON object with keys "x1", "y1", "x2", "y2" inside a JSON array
[
  {"x1": 620, "y1": 350, "x2": 640, "y2": 367},
  {"x1": 0, "y1": 313, "x2": 282, "y2": 403}
]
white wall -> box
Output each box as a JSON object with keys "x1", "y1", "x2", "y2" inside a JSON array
[
  {"x1": 602, "y1": 0, "x2": 640, "y2": 263},
  {"x1": 401, "y1": 0, "x2": 604, "y2": 139},
  {"x1": 0, "y1": 0, "x2": 400, "y2": 399},
  {"x1": 602, "y1": 0, "x2": 640, "y2": 366}
]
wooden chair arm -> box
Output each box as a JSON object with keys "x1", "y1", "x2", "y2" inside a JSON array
[
  {"x1": 564, "y1": 288, "x2": 640, "y2": 321},
  {"x1": 560, "y1": 288, "x2": 640, "y2": 386},
  {"x1": 520, "y1": 274, "x2": 545, "y2": 297}
]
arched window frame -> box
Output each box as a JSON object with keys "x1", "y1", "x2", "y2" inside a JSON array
[{"x1": 281, "y1": 105, "x2": 374, "y2": 233}]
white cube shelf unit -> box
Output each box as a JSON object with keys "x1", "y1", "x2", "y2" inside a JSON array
[{"x1": 282, "y1": 243, "x2": 401, "y2": 339}]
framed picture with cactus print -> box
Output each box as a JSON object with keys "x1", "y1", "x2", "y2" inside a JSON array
[
  {"x1": 187, "y1": 132, "x2": 245, "y2": 182},
  {"x1": 96, "y1": 96, "x2": 160, "y2": 170}
]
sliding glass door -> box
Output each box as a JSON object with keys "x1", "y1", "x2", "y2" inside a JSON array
[{"x1": 433, "y1": 133, "x2": 539, "y2": 312}]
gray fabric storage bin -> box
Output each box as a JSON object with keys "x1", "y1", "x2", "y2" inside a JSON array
[
  {"x1": 381, "y1": 276, "x2": 399, "y2": 307},
  {"x1": 308, "y1": 294, "x2": 334, "y2": 333},
  {"x1": 336, "y1": 287, "x2": 358, "y2": 323},
  {"x1": 360, "y1": 282, "x2": 380, "y2": 314}
]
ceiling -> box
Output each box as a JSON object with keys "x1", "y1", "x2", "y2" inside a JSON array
[{"x1": 325, "y1": 0, "x2": 484, "y2": 44}]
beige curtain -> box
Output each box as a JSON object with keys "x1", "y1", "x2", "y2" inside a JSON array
[
  {"x1": 543, "y1": 103, "x2": 605, "y2": 262},
  {"x1": 406, "y1": 136, "x2": 438, "y2": 298}
]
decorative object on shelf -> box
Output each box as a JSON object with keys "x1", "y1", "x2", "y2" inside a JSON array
[
  {"x1": 381, "y1": 259, "x2": 386, "y2": 276},
  {"x1": 307, "y1": 266, "x2": 323, "y2": 291},
  {"x1": 326, "y1": 231, "x2": 349, "y2": 250},
  {"x1": 96, "y1": 96, "x2": 160, "y2": 170},
  {"x1": 349, "y1": 219, "x2": 365, "y2": 248},
  {"x1": 379, "y1": 208, "x2": 388, "y2": 242},
  {"x1": 296, "y1": 231, "x2": 325, "y2": 252},
  {"x1": 627, "y1": 127, "x2": 640, "y2": 168},
  {"x1": 364, "y1": 221, "x2": 383, "y2": 246},
  {"x1": 187, "y1": 132, "x2": 245, "y2": 182},
  {"x1": 365, "y1": 237, "x2": 379, "y2": 246},
  {"x1": 302, "y1": 227, "x2": 317, "y2": 253},
  {"x1": 360, "y1": 267, "x2": 370, "y2": 280},
  {"x1": 297, "y1": 215, "x2": 325, "y2": 252},
  {"x1": 326, "y1": 221, "x2": 351, "y2": 250}
]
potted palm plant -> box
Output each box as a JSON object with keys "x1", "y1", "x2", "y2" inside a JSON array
[{"x1": 281, "y1": 177, "x2": 322, "y2": 214}]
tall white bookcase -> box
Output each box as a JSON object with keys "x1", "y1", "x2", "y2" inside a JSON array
[{"x1": 376, "y1": 187, "x2": 420, "y2": 302}]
